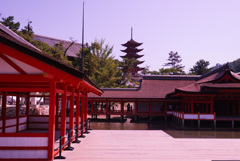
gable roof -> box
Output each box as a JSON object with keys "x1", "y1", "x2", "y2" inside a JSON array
[
  {"x1": 0, "y1": 23, "x2": 102, "y2": 95},
  {"x1": 168, "y1": 64, "x2": 240, "y2": 97}
]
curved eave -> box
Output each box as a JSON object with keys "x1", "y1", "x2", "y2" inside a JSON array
[
  {"x1": 0, "y1": 31, "x2": 102, "y2": 95},
  {"x1": 121, "y1": 48, "x2": 143, "y2": 53},
  {"x1": 122, "y1": 39, "x2": 143, "y2": 47}
]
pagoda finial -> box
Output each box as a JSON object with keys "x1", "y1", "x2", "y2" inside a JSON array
[{"x1": 131, "y1": 27, "x2": 133, "y2": 39}]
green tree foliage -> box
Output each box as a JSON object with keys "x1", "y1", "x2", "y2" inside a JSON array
[
  {"x1": 160, "y1": 67, "x2": 185, "y2": 75},
  {"x1": 1, "y1": 16, "x2": 20, "y2": 32},
  {"x1": 118, "y1": 58, "x2": 138, "y2": 87},
  {"x1": 73, "y1": 40, "x2": 121, "y2": 87},
  {"x1": 161, "y1": 51, "x2": 185, "y2": 75},
  {"x1": 0, "y1": 16, "x2": 72, "y2": 66},
  {"x1": 189, "y1": 59, "x2": 211, "y2": 75},
  {"x1": 141, "y1": 65, "x2": 160, "y2": 75}
]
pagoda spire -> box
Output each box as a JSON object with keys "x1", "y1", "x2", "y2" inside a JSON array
[{"x1": 131, "y1": 27, "x2": 133, "y2": 39}]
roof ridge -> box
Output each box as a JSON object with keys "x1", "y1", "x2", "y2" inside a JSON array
[{"x1": 34, "y1": 34, "x2": 81, "y2": 45}]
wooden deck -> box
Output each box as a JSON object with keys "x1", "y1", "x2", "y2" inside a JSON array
[{"x1": 61, "y1": 130, "x2": 240, "y2": 161}]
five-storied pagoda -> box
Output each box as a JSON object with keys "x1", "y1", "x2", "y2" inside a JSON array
[{"x1": 121, "y1": 28, "x2": 144, "y2": 76}]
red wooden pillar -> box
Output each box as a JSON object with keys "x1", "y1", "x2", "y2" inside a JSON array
[
  {"x1": 26, "y1": 93, "x2": 30, "y2": 129},
  {"x1": 16, "y1": 93, "x2": 20, "y2": 132},
  {"x1": 75, "y1": 89, "x2": 80, "y2": 132},
  {"x1": 69, "y1": 88, "x2": 75, "y2": 136},
  {"x1": 2, "y1": 93, "x2": 6, "y2": 133},
  {"x1": 60, "y1": 84, "x2": 67, "y2": 145},
  {"x1": 84, "y1": 93, "x2": 88, "y2": 122},
  {"x1": 121, "y1": 100, "x2": 124, "y2": 115},
  {"x1": 55, "y1": 93, "x2": 59, "y2": 130},
  {"x1": 106, "y1": 99, "x2": 109, "y2": 115},
  {"x1": 48, "y1": 80, "x2": 56, "y2": 160},
  {"x1": 81, "y1": 93, "x2": 85, "y2": 124}
]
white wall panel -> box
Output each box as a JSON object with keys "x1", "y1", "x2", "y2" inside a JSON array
[
  {"x1": 0, "y1": 150, "x2": 47, "y2": 159},
  {"x1": 5, "y1": 126, "x2": 16, "y2": 133},
  {"x1": 19, "y1": 117, "x2": 27, "y2": 124},
  {"x1": 6, "y1": 118, "x2": 17, "y2": 126},
  {"x1": 0, "y1": 137, "x2": 48, "y2": 146}
]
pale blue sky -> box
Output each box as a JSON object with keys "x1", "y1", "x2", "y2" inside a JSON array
[{"x1": 1, "y1": 0, "x2": 240, "y2": 73}]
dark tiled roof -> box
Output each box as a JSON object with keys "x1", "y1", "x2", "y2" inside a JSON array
[
  {"x1": 88, "y1": 75, "x2": 196, "y2": 99},
  {"x1": 33, "y1": 34, "x2": 81, "y2": 58},
  {"x1": 169, "y1": 67, "x2": 240, "y2": 96},
  {"x1": 143, "y1": 75, "x2": 200, "y2": 80}
]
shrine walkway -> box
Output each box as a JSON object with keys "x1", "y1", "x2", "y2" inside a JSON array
[{"x1": 61, "y1": 130, "x2": 240, "y2": 161}]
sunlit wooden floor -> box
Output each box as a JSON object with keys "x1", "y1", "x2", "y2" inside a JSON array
[{"x1": 61, "y1": 130, "x2": 240, "y2": 161}]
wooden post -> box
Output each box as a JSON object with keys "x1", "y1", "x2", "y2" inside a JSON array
[
  {"x1": 76, "y1": 89, "x2": 80, "y2": 133},
  {"x1": 16, "y1": 93, "x2": 20, "y2": 132},
  {"x1": 55, "y1": 93, "x2": 59, "y2": 130},
  {"x1": 69, "y1": 88, "x2": 75, "y2": 136},
  {"x1": 84, "y1": 93, "x2": 88, "y2": 122},
  {"x1": 121, "y1": 100, "x2": 124, "y2": 119},
  {"x1": 26, "y1": 93, "x2": 30, "y2": 129},
  {"x1": 2, "y1": 93, "x2": 6, "y2": 133},
  {"x1": 48, "y1": 80, "x2": 56, "y2": 160},
  {"x1": 60, "y1": 84, "x2": 67, "y2": 146},
  {"x1": 81, "y1": 93, "x2": 85, "y2": 126},
  {"x1": 106, "y1": 99, "x2": 109, "y2": 119}
]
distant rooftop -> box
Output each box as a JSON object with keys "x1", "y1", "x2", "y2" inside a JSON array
[{"x1": 33, "y1": 34, "x2": 82, "y2": 58}]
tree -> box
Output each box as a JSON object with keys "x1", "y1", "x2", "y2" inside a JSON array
[
  {"x1": 189, "y1": 59, "x2": 211, "y2": 75},
  {"x1": 141, "y1": 65, "x2": 160, "y2": 75},
  {"x1": 118, "y1": 58, "x2": 138, "y2": 87},
  {"x1": 1, "y1": 16, "x2": 72, "y2": 66},
  {"x1": 164, "y1": 51, "x2": 184, "y2": 69},
  {"x1": 161, "y1": 51, "x2": 185, "y2": 75},
  {"x1": 73, "y1": 39, "x2": 121, "y2": 87},
  {"x1": 0, "y1": 16, "x2": 20, "y2": 32}
]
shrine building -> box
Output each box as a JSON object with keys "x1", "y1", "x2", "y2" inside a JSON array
[
  {"x1": 0, "y1": 23, "x2": 102, "y2": 160},
  {"x1": 88, "y1": 64, "x2": 240, "y2": 129}
]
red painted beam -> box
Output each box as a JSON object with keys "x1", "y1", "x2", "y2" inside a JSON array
[
  {"x1": 0, "y1": 74, "x2": 50, "y2": 82},
  {"x1": 0, "y1": 52, "x2": 27, "y2": 74}
]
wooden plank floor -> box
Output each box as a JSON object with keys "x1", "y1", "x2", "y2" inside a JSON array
[{"x1": 61, "y1": 130, "x2": 240, "y2": 161}]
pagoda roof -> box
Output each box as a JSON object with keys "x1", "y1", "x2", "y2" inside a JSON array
[
  {"x1": 121, "y1": 47, "x2": 143, "y2": 53},
  {"x1": 136, "y1": 60, "x2": 144, "y2": 65},
  {"x1": 122, "y1": 39, "x2": 143, "y2": 47},
  {"x1": 120, "y1": 53, "x2": 144, "y2": 59},
  {"x1": 167, "y1": 64, "x2": 240, "y2": 97}
]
